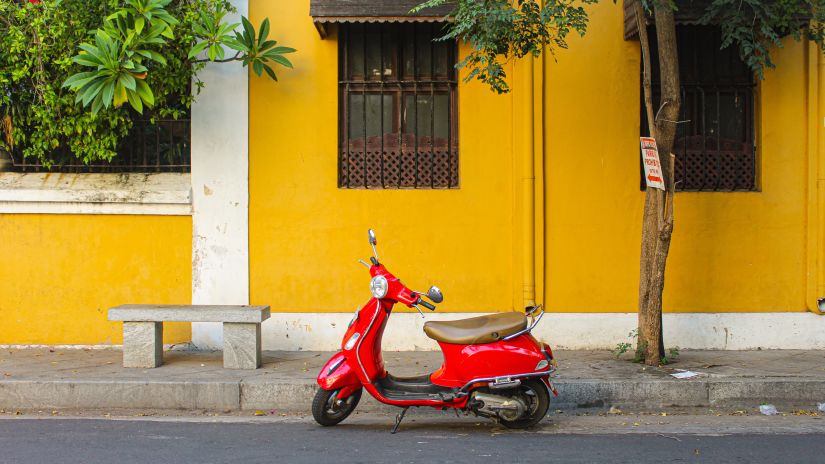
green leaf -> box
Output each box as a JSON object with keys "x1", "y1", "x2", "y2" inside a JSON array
[
  {"x1": 269, "y1": 46, "x2": 296, "y2": 54},
  {"x1": 135, "y1": 16, "x2": 145, "y2": 34},
  {"x1": 62, "y1": 71, "x2": 99, "y2": 89},
  {"x1": 252, "y1": 59, "x2": 264, "y2": 76},
  {"x1": 118, "y1": 73, "x2": 137, "y2": 91},
  {"x1": 126, "y1": 89, "x2": 144, "y2": 114},
  {"x1": 135, "y1": 79, "x2": 154, "y2": 107},
  {"x1": 262, "y1": 63, "x2": 278, "y2": 81},
  {"x1": 101, "y1": 81, "x2": 116, "y2": 108},
  {"x1": 187, "y1": 41, "x2": 209, "y2": 59},
  {"x1": 267, "y1": 54, "x2": 293, "y2": 69},
  {"x1": 91, "y1": 94, "x2": 105, "y2": 116},
  {"x1": 224, "y1": 38, "x2": 248, "y2": 52},
  {"x1": 136, "y1": 49, "x2": 167, "y2": 65},
  {"x1": 126, "y1": 91, "x2": 143, "y2": 114},
  {"x1": 241, "y1": 16, "x2": 255, "y2": 45},
  {"x1": 258, "y1": 18, "x2": 270, "y2": 48}
]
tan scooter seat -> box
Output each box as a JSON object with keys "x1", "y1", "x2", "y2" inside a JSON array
[{"x1": 423, "y1": 312, "x2": 528, "y2": 345}]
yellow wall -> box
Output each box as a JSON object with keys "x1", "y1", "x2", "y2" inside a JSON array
[
  {"x1": 0, "y1": 214, "x2": 191, "y2": 344},
  {"x1": 249, "y1": 0, "x2": 518, "y2": 314},
  {"x1": 249, "y1": 1, "x2": 815, "y2": 315},
  {"x1": 544, "y1": 3, "x2": 810, "y2": 313}
]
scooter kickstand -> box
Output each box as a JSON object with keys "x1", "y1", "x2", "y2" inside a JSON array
[{"x1": 391, "y1": 407, "x2": 409, "y2": 434}]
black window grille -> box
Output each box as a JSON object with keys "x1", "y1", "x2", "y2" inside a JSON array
[
  {"x1": 7, "y1": 117, "x2": 191, "y2": 173},
  {"x1": 642, "y1": 25, "x2": 756, "y2": 191},
  {"x1": 339, "y1": 23, "x2": 458, "y2": 189}
]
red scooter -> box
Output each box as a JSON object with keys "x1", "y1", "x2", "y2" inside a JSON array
[{"x1": 313, "y1": 230, "x2": 557, "y2": 431}]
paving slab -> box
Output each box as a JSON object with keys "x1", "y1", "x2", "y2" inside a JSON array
[{"x1": 1, "y1": 348, "x2": 824, "y2": 412}]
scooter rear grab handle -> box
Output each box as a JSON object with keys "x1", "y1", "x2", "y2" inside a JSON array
[{"x1": 501, "y1": 305, "x2": 545, "y2": 341}]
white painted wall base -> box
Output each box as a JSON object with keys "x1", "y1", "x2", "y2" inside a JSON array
[
  {"x1": 0, "y1": 172, "x2": 191, "y2": 215},
  {"x1": 260, "y1": 312, "x2": 825, "y2": 351}
]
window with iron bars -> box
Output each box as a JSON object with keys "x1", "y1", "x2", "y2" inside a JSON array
[
  {"x1": 7, "y1": 116, "x2": 190, "y2": 174},
  {"x1": 338, "y1": 23, "x2": 458, "y2": 189},
  {"x1": 641, "y1": 25, "x2": 756, "y2": 191}
]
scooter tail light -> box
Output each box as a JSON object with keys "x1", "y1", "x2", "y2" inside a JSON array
[
  {"x1": 542, "y1": 342, "x2": 554, "y2": 360},
  {"x1": 535, "y1": 360, "x2": 549, "y2": 370}
]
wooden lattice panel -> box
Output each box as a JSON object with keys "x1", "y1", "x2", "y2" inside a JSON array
[
  {"x1": 341, "y1": 134, "x2": 457, "y2": 189},
  {"x1": 672, "y1": 136, "x2": 755, "y2": 191}
]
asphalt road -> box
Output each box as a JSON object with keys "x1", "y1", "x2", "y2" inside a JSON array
[{"x1": 1, "y1": 415, "x2": 824, "y2": 464}]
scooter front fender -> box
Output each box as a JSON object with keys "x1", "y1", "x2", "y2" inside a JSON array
[{"x1": 317, "y1": 352, "x2": 361, "y2": 399}]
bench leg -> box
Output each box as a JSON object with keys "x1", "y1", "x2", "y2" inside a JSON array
[
  {"x1": 122, "y1": 321, "x2": 163, "y2": 368},
  {"x1": 223, "y1": 322, "x2": 261, "y2": 369}
]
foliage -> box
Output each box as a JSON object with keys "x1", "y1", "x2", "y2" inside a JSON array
[
  {"x1": 0, "y1": 0, "x2": 294, "y2": 166},
  {"x1": 416, "y1": 0, "x2": 825, "y2": 93},
  {"x1": 613, "y1": 341, "x2": 633, "y2": 358},
  {"x1": 614, "y1": 329, "x2": 678, "y2": 366},
  {"x1": 64, "y1": 1, "x2": 295, "y2": 115},
  {"x1": 661, "y1": 346, "x2": 679, "y2": 365},
  {"x1": 698, "y1": 0, "x2": 825, "y2": 79},
  {"x1": 413, "y1": 0, "x2": 597, "y2": 93},
  {"x1": 613, "y1": 329, "x2": 638, "y2": 358}
]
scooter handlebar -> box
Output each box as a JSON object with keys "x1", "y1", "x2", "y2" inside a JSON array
[{"x1": 416, "y1": 298, "x2": 436, "y2": 311}]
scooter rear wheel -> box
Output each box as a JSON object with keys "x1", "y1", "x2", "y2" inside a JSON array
[
  {"x1": 312, "y1": 387, "x2": 362, "y2": 426},
  {"x1": 498, "y1": 379, "x2": 550, "y2": 429}
]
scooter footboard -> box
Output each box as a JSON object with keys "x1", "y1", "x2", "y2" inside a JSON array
[{"x1": 317, "y1": 352, "x2": 361, "y2": 398}]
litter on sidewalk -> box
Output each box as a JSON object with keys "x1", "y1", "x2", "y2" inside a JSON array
[
  {"x1": 759, "y1": 404, "x2": 778, "y2": 416},
  {"x1": 670, "y1": 370, "x2": 701, "y2": 379}
]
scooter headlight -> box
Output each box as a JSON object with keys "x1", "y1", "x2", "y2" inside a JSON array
[{"x1": 370, "y1": 275, "x2": 389, "y2": 299}]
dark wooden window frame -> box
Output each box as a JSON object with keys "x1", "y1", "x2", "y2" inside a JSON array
[
  {"x1": 338, "y1": 22, "x2": 459, "y2": 189},
  {"x1": 641, "y1": 25, "x2": 757, "y2": 192}
]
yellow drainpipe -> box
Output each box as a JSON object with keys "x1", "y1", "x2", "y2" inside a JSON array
[
  {"x1": 806, "y1": 39, "x2": 825, "y2": 314},
  {"x1": 522, "y1": 54, "x2": 536, "y2": 310},
  {"x1": 512, "y1": 1, "x2": 546, "y2": 312}
]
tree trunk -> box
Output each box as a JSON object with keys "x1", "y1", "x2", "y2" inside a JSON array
[{"x1": 636, "y1": 5, "x2": 680, "y2": 366}]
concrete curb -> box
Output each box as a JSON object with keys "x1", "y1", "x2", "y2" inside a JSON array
[{"x1": 3, "y1": 377, "x2": 825, "y2": 412}]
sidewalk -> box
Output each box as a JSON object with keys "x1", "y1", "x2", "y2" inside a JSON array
[{"x1": 1, "y1": 348, "x2": 824, "y2": 412}]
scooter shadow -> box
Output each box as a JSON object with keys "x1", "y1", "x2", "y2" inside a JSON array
[{"x1": 320, "y1": 411, "x2": 554, "y2": 435}]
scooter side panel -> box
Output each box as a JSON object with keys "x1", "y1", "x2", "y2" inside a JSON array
[
  {"x1": 317, "y1": 352, "x2": 361, "y2": 397},
  {"x1": 349, "y1": 299, "x2": 389, "y2": 383},
  {"x1": 430, "y1": 334, "x2": 548, "y2": 388}
]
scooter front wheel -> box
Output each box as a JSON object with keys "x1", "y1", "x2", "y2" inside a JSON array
[{"x1": 312, "y1": 387, "x2": 362, "y2": 426}]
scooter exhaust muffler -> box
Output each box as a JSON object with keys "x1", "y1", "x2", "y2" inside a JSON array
[{"x1": 470, "y1": 392, "x2": 526, "y2": 422}]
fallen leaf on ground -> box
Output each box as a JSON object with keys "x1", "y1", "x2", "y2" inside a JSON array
[{"x1": 254, "y1": 410, "x2": 266, "y2": 416}]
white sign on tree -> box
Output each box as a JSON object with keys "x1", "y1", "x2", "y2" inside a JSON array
[{"x1": 640, "y1": 137, "x2": 666, "y2": 190}]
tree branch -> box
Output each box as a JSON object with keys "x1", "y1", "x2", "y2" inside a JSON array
[
  {"x1": 635, "y1": 0, "x2": 655, "y2": 139},
  {"x1": 191, "y1": 51, "x2": 242, "y2": 63}
]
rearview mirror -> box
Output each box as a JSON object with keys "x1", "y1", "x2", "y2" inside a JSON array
[
  {"x1": 427, "y1": 286, "x2": 443, "y2": 303},
  {"x1": 368, "y1": 229, "x2": 377, "y2": 246}
]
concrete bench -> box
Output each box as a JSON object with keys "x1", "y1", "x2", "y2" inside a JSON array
[{"x1": 108, "y1": 305, "x2": 270, "y2": 369}]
